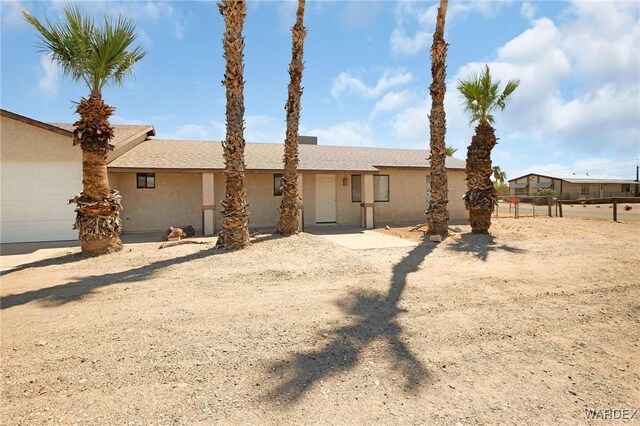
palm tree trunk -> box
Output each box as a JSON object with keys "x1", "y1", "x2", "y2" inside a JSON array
[
  {"x1": 216, "y1": 0, "x2": 250, "y2": 250},
  {"x1": 464, "y1": 120, "x2": 497, "y2": 233},
  {"x1": 427, "y1": 0, "x2": 449, "y2": 238},
  {"x1": 70, "y1": 91, "x2": 123, "y2": 255},
  {"x1": 277, "y1": 0, "x2": 307, "y2": 236}
]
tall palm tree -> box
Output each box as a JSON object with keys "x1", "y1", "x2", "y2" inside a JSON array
[
  {"x1": 23, "y1": 5, "x2": 146, "y2": 255},
  {"x1": 216, "y1": 0, "x2": 250, "y2": 249},
  {"x1": 492, "y1": 165, "x2": 507, "y2": 183},
  {"x1": 457, "y1": 65, "x2": 519, "y2": 233},
  {"x1": 277, "y1": 0, "x2": 307, "y2": 235},
  {"x1": 426, "y1": 0, "x2": 449, "y2": 238}
]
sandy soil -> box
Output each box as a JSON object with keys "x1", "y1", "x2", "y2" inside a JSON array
[{"x1": 1, "y1": 217, "x2": 639, "y2": 424}]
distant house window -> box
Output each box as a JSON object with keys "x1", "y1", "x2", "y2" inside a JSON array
[
  {"x1": 137, "y1": 173, "x2": 155, "y2": 189},
  {"x1": 273, "y1": 174, "x2": 283, "y2": 196},
  {"x1": 352, "y1": 175, "x2": 362, "y2": 202},
  {"x1": 374, "y1": 175, "x2": 390, "y2": 202},
  {"x1": 581, "y1": 184, "x2": 589, "y2": 195},
  {"x1": 622, "y1": 184, "x2": 631, "y2": 192}
]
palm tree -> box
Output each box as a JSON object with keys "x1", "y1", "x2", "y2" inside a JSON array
[
  {"x1": 277, "y1": 0, "x2": 307, "y2": 236},
  {"x1": 457, "y1": 65, "x2": 519, "y2": 233},
  {"x1": 23, "y1": 5, "x2": 146, "y2": 255},
  {"x1": 426, "y1": 0, "x2": 449, "y2": 238},
  {"x1": 445, "y1": 145, "x2": 458, "y2": 157},
  {"x1": 492, "y1": 165, "x2": 507, "y2": 183},
  {"x1": 216, "y1": 0, "x2": 250, "y2": 249}
]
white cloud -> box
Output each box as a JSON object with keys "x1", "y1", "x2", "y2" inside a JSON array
[
  {"x1": 371, "y1": 90, "x2": 417, "y2": 117},
  {"x1": 245, "y1": 115, "x2": 283, "y2": 142},
  {"x1": 157, "y1": 115, "x2": 283, "y2": 143},
  {"x1": 303, "y1": 121, "x2": 373, "y2": 147},
  {"x1": 45, "y1": 1, "x2": 188, "y2": 43},
  {"x1": 339, "y1": 2, "x2": 383, "y2": 27},
  {"x1": 390, "y1": 84, "x2": 475, "y2": 151},
  {"x1": 441, "y1": 0, "x2": 639, "y2": 181},
  {"x1": 561, "y1": 1, "x2": 640, "y2": 86},
  {"x1": 174, "y1": 124, "x2": 210, "y2": 140},
  {"x1": 390, "y1": 28, "x2": 429, "y2": 55},
  {"x1": 520, "y1": 2, "x2": 536, "y2": 20},
  {"x1": 390, "y1": 101, "x2": 428, "y2": 146},
  {"x1": 487, "y1": 2, "x2": 637, "y2": 156},
  {"x1": 517, "y1": 158, "x2": 634, "y2": 180},
  {"x1": 157, "y1": 121, "x2": 224, "y2": 141},
  {"x1": 551, "y1": 84, "x2": 640, "y2": 153},
  {"x1": 37, "y1": 54, "x2": 59, "y2": 96},
  {"x1": 0, "y1": 0, "x2": 25, "y2": 31},
  {"x1": 331, "y1": 69, "x2": 413, "y2": 100},
  {"x1": 391, "y1": 0, "x2": 512, "y2": 56},
  {"x1": 110, "y1": 116, "x2": 145, "y2": 125},
  {"x1": 277, "y1": 0, "x2": 298, "y2": 30}
]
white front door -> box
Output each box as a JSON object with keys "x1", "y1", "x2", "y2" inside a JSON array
[{"x1": 316, "y1": 175, "x2": 336, "y2": 223}]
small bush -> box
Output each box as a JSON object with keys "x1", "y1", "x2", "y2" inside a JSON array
[{"x1": 535, "y1": 187, "x2": 556, "y2": 205}]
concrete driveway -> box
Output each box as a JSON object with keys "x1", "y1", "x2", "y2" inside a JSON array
[{"x1": 305, "y1": 225, "x2": 418, "y2": 250}]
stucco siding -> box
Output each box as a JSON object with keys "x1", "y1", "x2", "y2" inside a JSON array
[
  {"x1": 336, "y1": 174, "x2": 360, "y2": 225},
  {"x1": 1, "y1": 115, "x2": 79, "y2": 163},
  {"x1": 112, "y1": 172, "x2": 203, "y2": 233},
  {"x1": 246, "y1": 173, "x2": 281, "y2": 228},
  {"x1": 302, "y1": 174, "x2": 317, "y2": 226},
  {"x1": 446, "y1": 169, "x2": 467, "y2": 221},
  {"x1": 373, "y1": 168, "x2": 467, "y2": 224},
  {"x1": 109, "y1": 168, "x2": 467, "y2": 233}
]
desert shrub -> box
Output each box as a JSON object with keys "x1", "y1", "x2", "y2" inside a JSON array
[{"x1": 535, "y1": 187, "x2": 556, "y2": 205}]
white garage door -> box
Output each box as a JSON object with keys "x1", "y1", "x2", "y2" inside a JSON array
[{"x1": 1, "y1": 163, "x2": 82, "y2": 243}]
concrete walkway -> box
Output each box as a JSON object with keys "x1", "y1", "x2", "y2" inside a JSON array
[{"x1": 305, "y1": 225, "x2": 418, "y2": 250}]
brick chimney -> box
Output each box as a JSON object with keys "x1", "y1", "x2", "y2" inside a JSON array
[{"x1": 297, "y1": 135, "x2": 317, "y2": 145}]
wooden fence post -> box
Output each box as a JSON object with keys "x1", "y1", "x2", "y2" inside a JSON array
[
  {"x1": 613, "y1": 198, "x2": 618, "y2": 222},
  {"x1": 548, "y1": 196, "x2": 552, "y2": 217},
  {"x1": 559, "y1": 201, "x2": 563, "y2": 218}
]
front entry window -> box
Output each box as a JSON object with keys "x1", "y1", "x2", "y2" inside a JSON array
[{"x1": 374, "y1": 175, "x2": 389, "y2": 202}]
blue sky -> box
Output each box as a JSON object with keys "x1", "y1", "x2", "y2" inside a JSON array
[{"x1": 1, "y1": 0, "x2": 639, "y2": 180}]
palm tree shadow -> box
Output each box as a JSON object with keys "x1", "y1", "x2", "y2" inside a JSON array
[
  {"x1": 447, "y1": 233, "x2": 526, "y2": 261},
  {"x1": 1, "y1": 246, "x2": 222, "y2": 310},
  {"x1": 265, "y1": 243, "x2": 436, "y2": 404},
  {"x1": 1, "y1": 252, "x2": 86, "y2": 277}
]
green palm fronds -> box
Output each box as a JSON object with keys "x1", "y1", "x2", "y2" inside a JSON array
[
  {"x1": 457, "y1": 65, "x2": 519, "y2": 125},
  {"x1": 23, "y1": 4, "x2": 146, "y2": 94}
]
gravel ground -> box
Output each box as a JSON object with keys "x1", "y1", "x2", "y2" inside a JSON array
[{"x1": 1, "y1": 217, "x2": 639, "y2": 424}]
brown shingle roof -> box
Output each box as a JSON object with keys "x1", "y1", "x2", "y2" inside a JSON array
[
  {"x1": 48, "y1": 123, "x2": 155, "y2": 148},
  {"x1": 108, "y1": 139, "x2": 466, "y2": 172}
]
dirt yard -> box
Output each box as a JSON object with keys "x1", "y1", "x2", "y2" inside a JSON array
[{"x1": 1, "y1": 217, "x2": 639, "y2": 424}]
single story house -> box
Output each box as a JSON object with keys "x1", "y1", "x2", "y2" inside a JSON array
[
  {"x1": 508, "y1": 173, "x2": 640, "y2": 200},
  {"x1": 1, "y1": 108, "x2": 468, "y2": 243},
  {"x1": 1, "y1": 109, "x2": 154, "y2": 243}
]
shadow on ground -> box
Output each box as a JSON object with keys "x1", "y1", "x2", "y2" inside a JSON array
[
  {"x1": 1, "y1": 232, "x2": 288, "y2": 310},
  {"x1": 1, "y1": 252, "x2": 87, "y2": 276},
  {"x1": 0, "y1": 245, "x2": 223, "y2": 310},
  {"x1": 265, "y1": 242, "x2": 436, "y2": 404},
  {"x1": 447, "y1": 233, "x2": 526, "y2": 261}
]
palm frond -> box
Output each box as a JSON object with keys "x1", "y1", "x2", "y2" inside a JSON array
[
  {"x1": 457, "y1": 64, "x2": 519, "y2": 125},
  {"x1": 23, "y1": 3, "x2": 146, "y2": 94}
]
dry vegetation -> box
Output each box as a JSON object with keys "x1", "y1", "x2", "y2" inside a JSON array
[{"x1": 1, "y1": 217, "x2": 639, "y2": 424}]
